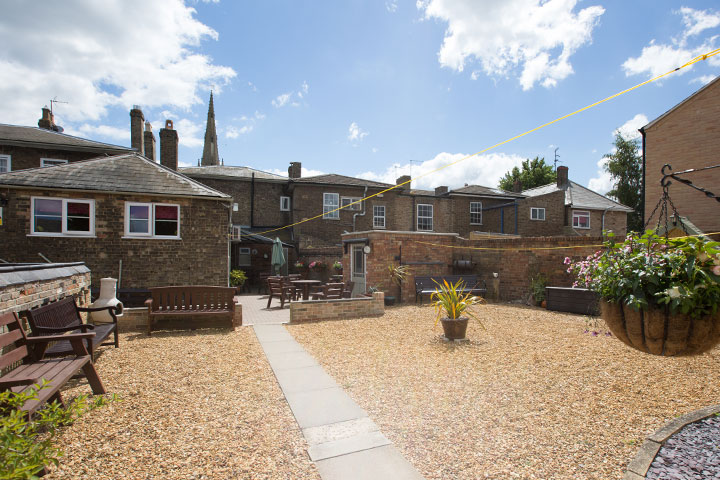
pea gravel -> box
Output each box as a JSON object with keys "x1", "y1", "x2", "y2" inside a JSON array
[
  {"x1": 46, "y1": 329, "x2": 320, "y2": 480},
  {"x1": 287, "y1": 304, "x2": 720, "y2": 480}
]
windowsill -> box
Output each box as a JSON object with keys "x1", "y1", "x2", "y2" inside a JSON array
[
  {"x1": 470, "y1": 223, "x2": 483, "y2": 226},
  {"x1": 530, "y1": 218, "x2": 546, "y2": 221},
  {"x1": 373, "y1": 226, "x2": 386, "y2": 230},
  {"x1": 573, "y1": 226, "x2": 591, "y2": 229},
  {"x1": 122, "y1": 236, "x2": 182, "y2": 240},
  {"x1": 322, "y1": 217, "x2": 340, "y2": 221},
  {"x1": 28, "y1": 233, "x2": 96, "y2": 238}
]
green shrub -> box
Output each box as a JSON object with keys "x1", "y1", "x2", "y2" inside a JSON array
[
  {"x1": 530, "y1": 274, "x2": 547, "y2": 305},
  {"x1": 229, "y1": 269, "x2": 247, "y2": 288}
]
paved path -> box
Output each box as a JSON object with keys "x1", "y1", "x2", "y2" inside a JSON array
[
  {"x1": 237, "y1": 294, "x2": 289, "y2": 325},
  {"x1": 252, "y1": 322, "x2": 425, "y2": 480}
]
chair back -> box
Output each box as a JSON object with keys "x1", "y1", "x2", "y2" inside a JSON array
[
  {"x1": 343, "y1": 281, "x2": 355, "y2": 298},
  {"x1": 324, "y1": 282, "x2": 344, "y2": 299},
  {"x1": 0, "y1": 312, "x2": 30, "y2": 371},
  {"x1": 25, "y1": 297, "x2": 82, "y2": 334}
]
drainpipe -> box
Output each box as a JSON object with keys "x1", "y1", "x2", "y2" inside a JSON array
[
  {"x1": 412, "y1": 196, "x2": 416, "y2": 231},
  {"x1": 640, "y1": 127, "x2": 646, "y2": 228},
  {"x1": 352, "y1": 186, "x2": 369, "y2": 232},
  {"x1": 250, "y1": 172, "x2": 255, "y2": 227},
  {"x1": 514, "y1": 202, "x2": 518, "y2": 234},
  {"x1": 601, "y1": 206, "x2": 612, "y2": 234}
]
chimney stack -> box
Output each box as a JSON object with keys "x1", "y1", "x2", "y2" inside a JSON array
[
  {"x1": 130, "y1": 106, "x2": 145, "y2": 155},
  {"x1": 396, "y1": 175, "x2": 411, "y2": 191},
  {"x1": 159, "y1": 120, "x2": 178, "y2": 171},
  {"x1": 557, "y1": 166, "x2": 569, "y2": 188},
  {"x1": 38, "y1": 106, "x2": 56, "y2": 131},
  {"x1": 143, "y1": 122, "x2": 156, "y2": 161},
  {"x1": 434, "y1": 186, "x2": 448, "y2": 196},
  {"x1": 513, "y1": 180, "x2": 522, "y2": 193},
  {"x1": 288, "y1": 162, "x2": 302, "y2": 179}
]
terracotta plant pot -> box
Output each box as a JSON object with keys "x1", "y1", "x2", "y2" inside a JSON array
[
  {"x1": 440, "y1": 317, "x2": 469, "y2": 340},
  {"x1": 600, "y1": 300, "x2": 720, "y2": 356}
]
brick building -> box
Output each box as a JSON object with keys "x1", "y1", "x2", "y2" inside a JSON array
[
  {"x1": 641, "y1": 75, "x2": 720, "y2": 234},
  {"x1": 0, "y1": 107, "x2": 133, "y2": 173}
]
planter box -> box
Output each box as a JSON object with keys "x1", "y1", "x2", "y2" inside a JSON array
[{"x1": 545, "y1": 287, "x2": 599, "y2": 316}]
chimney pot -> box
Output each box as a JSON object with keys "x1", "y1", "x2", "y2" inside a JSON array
[
  {"x1": 434, "y1": 186, "x2": 448, "y2": 196},
  {"x1": 557, "y1": 166, "x2": 569, "y2": 188},
  {"x1": 38, "y1": 106, "x2": 55, "y2": 130},
  {"x1": 143, "y1": 121, "x2": 156, "y2": 162},
  {"x1": 130, "y1": 107, "x2": 145, "y2": 156},
  {"x1": 396, "y1": 175, "x2": 411, "y2": 191},
  {"x1": 513, "y1": 180, "x2": 522, "y2": 193},
  {"x1": 159, "y1": 120, "x2": 179, "y2": 171},
  {"x1": 288, "y1": 162, "x2": 302, "y2": 179}
]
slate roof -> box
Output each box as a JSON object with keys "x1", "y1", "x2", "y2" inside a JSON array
[
  {"x1": 294, "y1": 174, "x2": 392, "y2": 188},
  {"x1": 0, "y1": 124, "x2": 133, "y2": 153},
  {"x1": 0, "y1": 153, "x2": 230, "y2": 199},
  {"x1": 450, "y1": 185, "x2": 525, "y2": 198},
  {"x1": 180, "y1": 165, "x2": 286, "y2": 181},
  {"x1": 522, "y1": 180, "x2": 634, "y2": 212}
]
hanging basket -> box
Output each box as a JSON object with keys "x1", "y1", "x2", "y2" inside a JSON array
[{"x1": 600, "y1": 300, "x2": 720, "y2": 356}]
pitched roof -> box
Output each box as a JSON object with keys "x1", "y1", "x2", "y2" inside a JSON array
[
  {"x1": 0, "y1": 153, "x2": 230, "y2": 199},
  {"x1": 450, "y1": 184, "x2": 525, "y2": 198},
  {"x1": 642, "y1": 75, "x2": 720, "y2": 131},
  {"x1": 294, "y1": 174, "x2": 391, "y2": 188},
  {"x1": 0, "y1": 124, "x2": 133, "y2": 153},
  {"x1": 522, "y1": 180, "x2": 634, "y2": 212},
  {"x1": 180, "y1": 165, "x2": 286, "y2": 181}
]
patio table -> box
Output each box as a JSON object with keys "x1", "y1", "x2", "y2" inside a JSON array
[{"x1": 291, "y1": 280, "x2": 322, "y2": 301}]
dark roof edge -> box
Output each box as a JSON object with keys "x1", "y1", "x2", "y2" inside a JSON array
[
  {"x1": 0, "y1": 138, "x2": 134, "y2": 153},
  {"x1": 0, "y1": 183, "x2": 232, "y2": 201}
]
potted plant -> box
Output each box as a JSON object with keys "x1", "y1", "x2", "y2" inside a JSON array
[
  {"x1": 386, "y1": 263, "x2": 411, "y2": 306},
  {"x1": 332, "y1": 261, "x2": 343, "y2": 272},
  {"x1": 530, "y1": 273, "x2": 547, "y2": 307},
  {"x1": 566, "y1": 230, "x2": 720, "y2": 356},
  {"x1": 229, "y1": 269, "x2": 247, "y2": 294},
  {"x1": 431, "y1": 279, "x2": 486, "y2": 340}
]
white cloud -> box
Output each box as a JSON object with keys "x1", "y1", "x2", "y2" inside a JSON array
[
  {"x1": 225, "y1": 110, "x2": 264, "y2": 138},
  {"x1": 386, "y1": 1, "x2": 398, "y2": 13},
  {"x1": 272, "y1": 93, "x2": 292, "y2": 108},
  {"x1": 356, "y1": 151, "x2": 524, "y2": 190},
  {"x1": 150, "y1": 115, "x2": 203, "y2": 147},
  {"x1": 272, "y1": 81, "x2": 309, "y2": 107},
  {"x1": 587, "y1": 158, "x2": 613, "y2": 196},
  {"x1": 615, "y1": 113, "x2": 648, "y2": 140},
  {"x1": 372, "y1": 147, "x2": 379, "y2": 154},
  {"x1": 623, "y1": 7, "x2": 720, "y2": 79},
  {"x1": 692, "y1": 74, "x2": 717, "y2": 85},
  {"x1": 225, "y1": 125, "x2": 253, "y2": 138},
  {"x1": 267, "y1": 166, "x2": 326, "y2": 178},
  {"x1": 247, "y1": 81, "x2": 258, "y2": 92},
  {"x1": 348, "y1": 122, "x2": 369, "y2": 142},
  {"x1": 0, "y1": 0, "x2": 235, "y2": 126},
  {"x1": 418, "y1": 0, "x2": 604, "y2": 90},
  {"x1": 65, "y1": 124, "x2": 129, "y2": 142}
]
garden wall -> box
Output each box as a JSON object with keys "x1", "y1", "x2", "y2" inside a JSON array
[{"x1": 290, "y1": 292, "x2": 384, "y2": 323}]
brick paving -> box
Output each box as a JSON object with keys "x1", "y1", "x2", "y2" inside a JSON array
[{"x1": 236, "y1": 293, "x2": 289, "y2": 325}]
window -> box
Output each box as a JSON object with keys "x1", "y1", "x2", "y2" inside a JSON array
[
  {"x1": 0, "y1": 154, "x2": 10, "y2": 173},
  {"x1": 40, "y1": 158, "x2": 68, "y2": 168},
  {"x1": 125, "y1": 202, "x2": 180, "y2": 238},
  {"x1": 31, "y1": 197, "x2": 94, "y2": 236},
  {"x1": 280, "y1": 196, "x2": 291, "y2": 211},
  {"x1": 323, "y1": 193, "x2": 339, "y2": 219},
  {"x1": 417, "y1": 204, "x2": 433, "y2": 231},
  {"x1": 530, "y1": 207, "x2": 546, "y2": 221},
  {"x1": 373, "y1": 205, "x2": 385, "y2": 229},
  {"x1": 341, "y1": 196, "x2": 362, "y2": 211},
  {"x1": 237, "y1": 247, "x2": 251, "y2": 266},
  {"x1": 572, "y1": 210, "x2": 591, "y2": 229},
  {"x1": 470, "y1": 202, "x2": 482, "y2": 225}
]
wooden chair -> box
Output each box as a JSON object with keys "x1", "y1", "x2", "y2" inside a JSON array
[
  {"x1": 343, "y1": 281, "x2": 355, "y2": 298},
  {"x1": 0, "y1": 312, "x2": 105, "y2": 419},
  {"x1": 266, "y1": 278, "x2": 295, "y2": 308},
  {"x1": 311, "y1": 283, "x2": 344, "y2": 300}
]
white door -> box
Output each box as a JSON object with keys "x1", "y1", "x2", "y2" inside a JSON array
[{"x1": 351, "y1": 245, "x2": 365, "y2": 296}]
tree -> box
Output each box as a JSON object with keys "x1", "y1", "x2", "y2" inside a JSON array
[
  {"x1": 498, "y1": 156, "x2": 556, "y2": 191},
  {"x1": 603, "y1": 133, "x2": 643, "y2": 232}
]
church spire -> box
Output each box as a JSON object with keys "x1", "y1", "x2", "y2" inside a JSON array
[{"x1": 201, "y1": 91, "x2": 220, "y2": 166}]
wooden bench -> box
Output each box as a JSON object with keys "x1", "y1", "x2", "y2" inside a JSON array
[
  {"x1": 414, "y1": 274, "x2": 488, "y2": 304},
  {"x1": 0, "y1": 312, "x2": 105, "y2": 419},
  {"x1": 24, "y1": 296, "x2": 119, "y2": 361},
  {"x1": 145, "y1": 286, "x2": 237, "y2": 335}
]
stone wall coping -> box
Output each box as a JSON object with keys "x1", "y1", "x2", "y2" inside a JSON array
[
  {"x1": 299, "y1": 296, "x2": 373, "y2": 305},
  {"x1": 624, "y1": 403, "x2": 720, "y2": 479},
  {"x1": 0, "y1": 262, "x2": 89, "y2": 288},
  {"x1": 342, "y1": 230, "x2": 460, "y2": 238}
]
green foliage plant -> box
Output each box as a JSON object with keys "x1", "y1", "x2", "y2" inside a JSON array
[
  {"x1": 332, "y1": 261, "x2": 343, "y2": 270},
  {"x1": 530, "y1": 273, "x2": 547, "y2": 304},
  {"x1": 430, "y1": 279, "x2": 486, "y2": 329},
  {"x1": 387, "y1": 263, "x2": 411, "y2": 287},
  {"x1": 566, "y1": 230, "x2": 720, "y2": 317},
  {"x1": 498, "y1": 156, "x2": 556, "y2": 191},
  {"x1": 602, "y1": 133, "x2": 643, "y2": 232},
  {"x1": 229, "y1": 269, "x2": 247, "y2": 288},
  {"x1": 0, "y1": 382, "x2": 114, "y2": 479}
]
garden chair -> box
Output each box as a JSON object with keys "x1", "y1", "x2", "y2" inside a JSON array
[{"x1": 266, "y1": 278, "x2": 295, "y2": 308}]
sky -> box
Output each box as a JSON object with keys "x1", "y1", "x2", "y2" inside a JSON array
[{"x1": 1, "y1": 0, "x2": 719, "y2": 195}]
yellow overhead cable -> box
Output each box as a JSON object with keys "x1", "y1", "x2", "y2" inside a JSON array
[{"x1": 242, "y1": 48, "x2": 720, "y2": 239}]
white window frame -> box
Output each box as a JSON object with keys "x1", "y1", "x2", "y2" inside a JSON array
[
  {"x1": 417, "y1": 204, "x2": 433, "y2": 232},
  {"x1": 40, "y1": 158, "x2": 68, "y2": 168},
  {"x1": 470, "y1": 202, "x2": 482, "y2": 225},
  {"x1": 237, "y1": 247, "x2": 251, "y2": 266},
  {"x1": 124, "y1": 202, "x2": 181, "y2": 239},
  {"x1": 30, "y1": 197, "x2": 95, "y2": 237},
  {"x1": 341, "y1": 196, "x2": 362, "y2": 211},
  {"x1": 530, "y1": 207, "x2": 546, "y2": 221},
  {"x1": 572, "y1": 210, "x2": 591, "y2": 229},
  {"x1": 280, "y1": 196, "x2": 291, "y2": 211},
  {"x1": 0, "y1": 154, "x2": 10, "y2": 173},
  {"x1": 323, "y1": 193, "x2": 340, "y2": 219},
  {"x1": 373, "y1": 205, "x2": 386, "y2": 229}
]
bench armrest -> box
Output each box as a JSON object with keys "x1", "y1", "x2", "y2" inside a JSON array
[
  {"x1": 145, "y1": 299, "x2": 153, "y2": 309},
  {"x1": 0, "y1": 376, "x2": 42, "y2": 389},
  {"x1": 26, "y1": 332, "x2": 96, "y2": 344},
  {"x1": 34, "y1": 324, "x2": 95, "y2": 334},
  {"x1": 78, "y1": 305, "x2": 121, "y2": 323}
]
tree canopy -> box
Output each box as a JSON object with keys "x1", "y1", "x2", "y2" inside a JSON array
[
  {"x1": 498, "y1": 156, "x2": 556, "y2": 192},
  {"x1": 603, "y1": 133, "x2": 643, "y2": 232}
]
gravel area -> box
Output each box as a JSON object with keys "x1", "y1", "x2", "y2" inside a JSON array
[
  {"x1": 46, "y1": 329, "x2": 320, "y2": 480},
  {"x1": 646, "y1": 416, "x2": 720, "y2": 480},
  {"x1": 287, "y1": 304, "x2": 720, "y2": 480}
]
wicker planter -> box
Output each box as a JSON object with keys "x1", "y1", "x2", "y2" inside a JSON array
[
  {"x1": 440, "y1": 317, "x2": 469, "y2": 340},
  {"x1": 600, "y1": 300, "x2": 720, "y2": 356}
]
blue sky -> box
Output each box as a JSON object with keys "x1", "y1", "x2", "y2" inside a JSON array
[{"x1": 2, "y1": 0, "x2": 719, "y2": 194}]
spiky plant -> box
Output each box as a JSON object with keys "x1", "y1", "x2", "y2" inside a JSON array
[{"x1": 430, "y1": 279, "x2": 486, "y2": 329}]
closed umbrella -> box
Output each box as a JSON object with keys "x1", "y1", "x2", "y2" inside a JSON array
[{"x1": 271, "y1": 237, "x2": 285, "y2": 275}]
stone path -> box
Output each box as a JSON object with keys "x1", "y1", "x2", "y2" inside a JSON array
[
  {"x1": 252, "y1": 321, "x2": 425, "y2": 480},
  {"x1": 237, "y1": 293, "x2": 289, "y2": 325}
]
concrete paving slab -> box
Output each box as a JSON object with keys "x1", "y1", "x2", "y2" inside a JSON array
[
  {"x1": 308, "y1": 431, "x2": 391, "y2": 461},
  {"x1": 273, "y1": 365, "x2": 339, "y2": 394},
  {"x1": 315, "y1": 445, "x2": 425, "y2": 480},
  {"x1": 252, "y1": 324, "x2": 294, "y2": 343},
  {"x1": 284, "y1": 387, "x2": 368, "y2": 429},
  {"x1": 266, "y1": 350, "x2": 319, "y2": 370},
  {"x1": 303, "y1": 417, "x2": 380, "y2": 446},
  {"x1": 258, "y1": 339, "x2": 306, "y2": 355}
]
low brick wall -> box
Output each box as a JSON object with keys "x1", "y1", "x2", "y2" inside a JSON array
[
  {"x1": 290, "y1": 292, "x2": 384, "y2": 323},
  {"x1": 118, "y1": 303, "x2": 243, "y2": 332}
]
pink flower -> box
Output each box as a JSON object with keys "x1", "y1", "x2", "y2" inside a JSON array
[{"x1": 713, "y1": 265, "x2": 720, "y2": 276}]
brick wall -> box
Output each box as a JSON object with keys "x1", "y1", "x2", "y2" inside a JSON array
[
  {"x1": 0, "y1": 145, "x2": 108, "y2": 172},
  {"x1": 0, "y1": 189, "x2": 229, "y2": 289},
  {"x1": 289, "y1": 291, "x2": 384, "y2": 323},
  {"x1": 644, "y1": 80, "x2": 720, "y2": 234}
]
